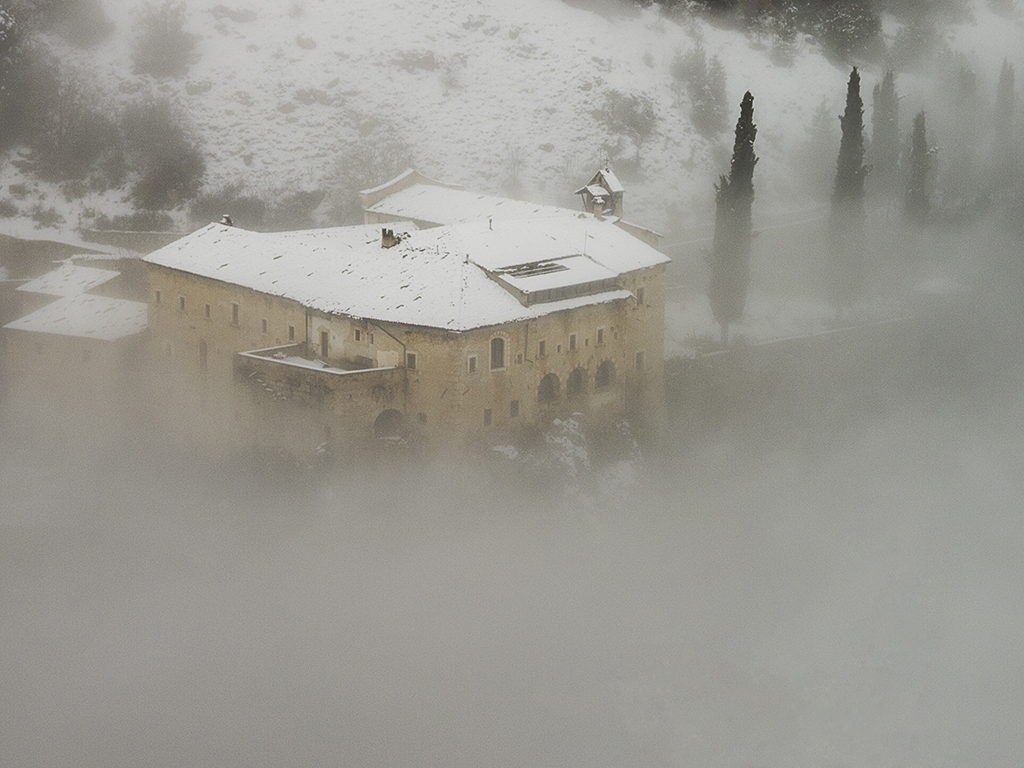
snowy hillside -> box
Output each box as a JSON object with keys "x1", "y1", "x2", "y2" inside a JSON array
[{"x1": 3, "y1": 0, "x2": 1016, "y2": 242}]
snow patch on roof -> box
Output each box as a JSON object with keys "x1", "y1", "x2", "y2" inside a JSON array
[
  {"x1": 4, "y1": 294, "x2": 147, "y2": 341},
  {"x1": 16, "y1": 261, "x2": 120, "y2": 297},
  {"x1": 366, "y1": 184, "x2": 579, "y2": 226}
]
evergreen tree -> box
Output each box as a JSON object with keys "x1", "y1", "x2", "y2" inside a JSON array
[
  {"x1": 710, "y1": 91, "x2": 757, "y2": 345},
  {"x1": 829, "y1": 67, "x2": 869, "y2": 313},
  {"x1": 994, "y1": 58, "x2": 1015, "y2": 188},
  {"x1": 870, "y1": 70, "x2": 899, "y2": 198},
  {"x1": 905, "y1": 110, "x2": 930, "y2": 223}
]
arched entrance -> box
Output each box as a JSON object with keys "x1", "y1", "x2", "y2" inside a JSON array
[
  {"x1": 538, "y1": 373, "x2": 560, "y2": 404},
  {"x1": 373, "y1": 409, "x2": 405, "y2": 438},
  {"x1": 595, "y1": 360, "x2": 615, "y2": 389},
  {"x1": 566, "y1": 367, "x2": 588, "y2": 401}
]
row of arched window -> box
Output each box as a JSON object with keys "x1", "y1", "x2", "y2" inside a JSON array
[{"x1": 537, "y1": 361, "x2": 615, "y2": 404}]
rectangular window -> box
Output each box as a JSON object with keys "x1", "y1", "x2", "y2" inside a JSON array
[
  {"x1": 510, "y1": 400, "x2": 519, "y2": 418},
  {"x1": 320, "y1": 330, "x2": 329, "y2": 358},
  {"x1": 483, "y1": 408, "x2": 492, "y2": 426},
  {"x1": 406, "y1": 352, "x2": 417, "y2": 370},
  {"x1": 355, "y1": 329, "x2": 361, "y2": 342},
  {"x1": 516, "y1": 353, "x2": 522, "y2": 364},
  {"x1": 288, "y1": 325, "x2": 295, "y2": 341},
  {"x1": 597, "y1": 327, "x2": 605, "y2": 345},
  {"x1": 569, "y1": 334, "x2": 577, "y2": 351},
  {"x1": 205, "y1": 304, "x2": 211, "y2": 319},
  {"x1": 261, "y1": 318, "x2": 268, "y2": 334},
  {"x1": 538, "y1": 340, "x2": 546, "y2": 358},
  {"x1": 417, "y1": 412, "x2": 427, "y2": 424},
  {"x1": 636, "y1": 286, "x2": 646, "y2": 305},
  {"x1": 370, "y1": 333, "x2": 374, "y2": 345},
  {"x1": 635, "y1": 350, "x2": 645, "y2": 371},
  {"x1": 468, "y1": 355, "x2": 478, "y2": 374},
  {"x1": 155, "y1": 290, "x2": 161, "y2": 304},
  {"x1": 231, "y1": 303, "x2": 239, "y2": 325},
  {"x1": 178, "y1": 296, "x2": 185, "y2": 311}
]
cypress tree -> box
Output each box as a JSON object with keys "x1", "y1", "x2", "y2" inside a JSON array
[
  {"x1": 994, "y1": 58, "x2": 1015, "y2": 188},
  {"x1": 829, "y1": 67, "x2": 869, "y2": 313},
  {"x1": 871, "y1": 70, "x2": 899, "y2": 198},
  {"x1": 710, "y1": 91, "x2": 757, "y2": 345},
  {"x1": 905, "y1": 110, "x2": 930, "y2": 224}
]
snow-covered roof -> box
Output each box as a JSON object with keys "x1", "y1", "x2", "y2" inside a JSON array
[
  {"x1": 365, "y1": 183, "x2": 578, "y2": 226},
  {"x1": 143, "y1": 217, "x2": 668, "y2": 332},
  {"x1": 16, "y1": 261, "x2": 120, "y2": 297},
  {"x1": 4, "y1": 294, "x2": 147, "y2": 341},
  {"x1": 597, "y1": 168, "x2": 624, "y2": 194}
]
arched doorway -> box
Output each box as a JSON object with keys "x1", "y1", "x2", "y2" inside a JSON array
[
  {"x1": 374, "y1": 409, "x2": 404, "y2": 438},
  {"x1": 595, "y1": 360, "x2": 615, "y2": 389},
  {"x1": 566, "y1": 367, "x2": 588, "y2": 401},
  {"x1": 538, "y1": 373, "x2": 560, "y2": 404}
]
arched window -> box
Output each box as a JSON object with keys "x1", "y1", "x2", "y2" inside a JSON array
[
  {"x1": 595, "y1": 360, "x2": 615, "y2": 389},
  {"x1": 566, "y1": 367, "x2": 588, "y2": 400},
  {"x1": 374, "y1": 409, "x2": 404, "y2": 438},
  {"x1": 538, "y1": 373, "x2": 560, "y2": 404},
  {"x1": 490, "y1": 337, "x2": 505, "y2": 370}
]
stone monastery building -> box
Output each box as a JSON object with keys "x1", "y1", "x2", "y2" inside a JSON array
[{"x1": 146, "y1": 169, "x2": 669, "y2": 451}]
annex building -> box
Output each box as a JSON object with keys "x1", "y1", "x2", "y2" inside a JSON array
[{"x1": 143, "y1": 169, "x2": 670, "y2": 453}]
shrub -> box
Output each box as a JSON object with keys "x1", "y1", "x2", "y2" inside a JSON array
[
  {"x1": 0, "y1": 197, "x2": 17, "y2": 216},
  {"x1": 189, "y1": 182, "x2": 267, "y2": 228},
  {"x1": 595, "y1": 89, "x2": 657, "y2": 167},
  {"x1": 131, "y1": 1, "x2": 198, "y2": 78},
  {"x1": 121, "y1": 96, "x2": 206, "y2": 209},
  {"x1": 93, "y1": 210, "x2": 174, "y2": 231},
  {"x1": 329, "y1": 131, "x2": 412, "y2": 224}
]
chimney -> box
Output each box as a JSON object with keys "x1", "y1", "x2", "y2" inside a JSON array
[
  {"x1": 220, "y1": 214, "x2": 234, "y2": 226},
  {"x1": 381, "y1": 228, "x2": 400, "y2": 248}
]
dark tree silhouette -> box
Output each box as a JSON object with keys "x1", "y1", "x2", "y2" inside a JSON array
[
  {"x1": 994, "y1": 58, "x2": 1015, "y2": 189},
  {"x1": 710, "y1": 91, "x2": 757, "y2": 345},
  {"x1": 905, "y1": 110, "x2": 930, "y2": 224},
  {"x1": 870, "y1": 70, "x2": 899, "y2": 198},
  {"x1": 829, "y1": 67, "x2": 869, "y2": 314}
]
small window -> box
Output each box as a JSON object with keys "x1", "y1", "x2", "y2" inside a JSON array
[
  {"x1": 483, "y1": 408, "x2": 492, "y2": 426},
  {"x1": 355, "y1": 329, "x2": 361, "y2": 342},
  {"x1": 597, "y1": 327, "x2": 605, "y2": 345},
  {"x1": 154, "y1": 290, "x2": 161, "y2": 304},
  {"x1": 406, "y1": 351, "x2": 417, "y2": 370},
  {"x1": 417, "y1": 412, "x2": 427, "y2": 424},
  {"x1": 585, "y1": 338, "x2": 589, "y2": 347},
  {"x1": 636, "y1": 287, "x2": 646, "y2": 305},
  {"x1": 370, "y1": 333, "x2": 375, "y2": 345},
  {"x1": 538, "y1": 340, "x2": 546, "y2": 358},
  {"x1": 179, "y1": 296, "x2": 185, "y2": 311},
  {"x1": 510, "y1": 400, "x2": 519, "y2": 418},
  {"x1": 516, "y1": 353, "x2": 522, "y2": 364},
  {"x1": 288, "y1": 325, "x2": 295, "y2": 341},
  {"x1": 490, "y1": 337, "x2": 504, "y2": 370},
  {"x1": 261, "y1": 318, "x2": 268, "y2": 334},
  {"x1": 557, "y1": 344, "x2": 562, "y2": 353},
  {"x1": 231, "y1": 303, "x2": 239, "y2": 325},
  {"x1": 635, "y1": 351, "x2": 645, "y2": 371},
  {"x1": 569, "y1": 334, "x2": 577, "y2": 351},
  {"x1": 320, "y1": 330, "x2": 329, "y2": 358},
  {"x1": 468, "y1": 355, "x2": 478, "y2": 374},
  {"x1": 205, "y1": 304, "x2": 211, "y2": 319}
]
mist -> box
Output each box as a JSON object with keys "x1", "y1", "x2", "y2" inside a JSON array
[{"x1": 5, "y1": 0, "x2": 1024, "y2": 765}]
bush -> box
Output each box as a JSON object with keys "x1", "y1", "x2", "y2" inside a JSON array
[
  {"x1": 131, "y1": 1, "x2": 198, "y2": 78},
  {"x1": 21, "y1": 54, "x2": 119, "y2": 180},
  {"x1": 329, "y1": 131, "x2": 412, "y2": 224},
  {"x1": 189, "y1": 182, "x2": 267, "y2": 228},
  {"x1": 121, "y1": 96, "x2": 205, "y2": 209},
  {"x1": 594, "y1": 89, "x2": 657, "y2": 166},
  {"x1": 22, "y1": 0, "x2": 113, "y2": 46},
  {"x1": 93, "y1": 210, "x2": 174, "y2": 231}
]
